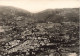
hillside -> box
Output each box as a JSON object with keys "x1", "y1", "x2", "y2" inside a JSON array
[
  {"x1": 0, "y1": 6, "x2": 79, "y2": 56},
  {"x1": 0, "y1": 6, "x2": 79, "y2": 24},
  {"x1": 34, "y1": 8, "x2": 79, "y2": 23}
]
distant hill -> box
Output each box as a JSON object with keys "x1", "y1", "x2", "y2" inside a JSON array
[
  {"x1": 0, "y1": 6, "x2": 31, "y2": 17},
  {"x1": 34, "y1": 8, "x2": 79, "y2": 23},
  {"x1": 0, "y1": 6, "x2": 79, "y2": 26},
  {"x1": 0, "y1": 6, "x2": 33, "y2": 26}
]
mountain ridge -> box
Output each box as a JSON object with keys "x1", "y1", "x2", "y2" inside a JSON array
[{"x1": 0, "y1": 6, "x2": 79, "y2": 25}]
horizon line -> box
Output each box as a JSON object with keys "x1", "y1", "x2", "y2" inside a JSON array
[{"x1": 0, "y1": 5, "x2": 79, "y2": 13}]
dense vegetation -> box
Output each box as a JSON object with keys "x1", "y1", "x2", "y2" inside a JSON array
[{"x1": 0, "y1": 6, "x2": 79, "y2": 56}]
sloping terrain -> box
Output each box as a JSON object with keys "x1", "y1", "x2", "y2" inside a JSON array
[
  {"x1": 34, "y1": 8, "x2": 79, "y2": 23},
  {"x1": 0, "y1": 6, "x2": 79, "y2": 56}
]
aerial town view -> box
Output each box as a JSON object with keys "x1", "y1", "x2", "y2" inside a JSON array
[
  {"x1": 0, "y1": 0, "x2": 79, "y2": 56},
  {"x1": 0, "y1": 6, "x2": 79, "y2": 56}
]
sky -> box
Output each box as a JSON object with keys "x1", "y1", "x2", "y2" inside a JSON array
[{"x1": 0, "y1": 0, "x2": 79, "y2": 12}]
